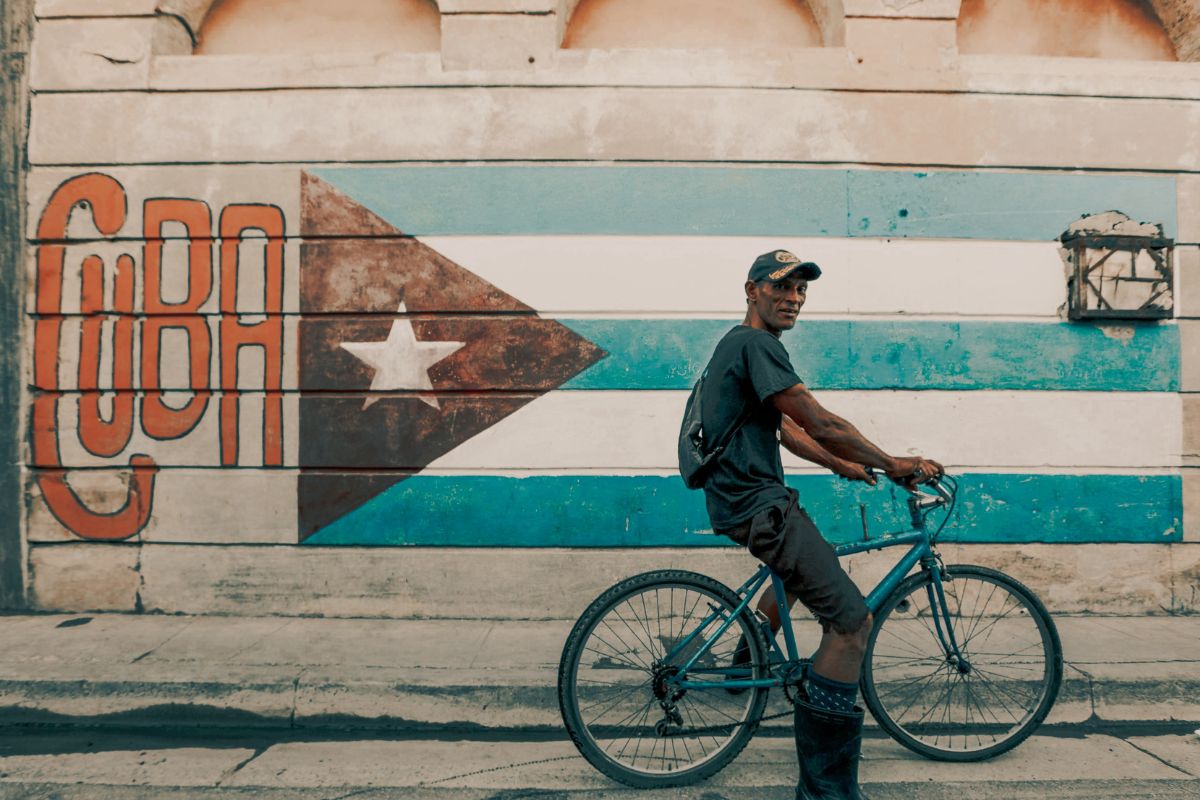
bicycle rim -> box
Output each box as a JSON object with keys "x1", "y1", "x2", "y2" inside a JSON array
[
  {"x1": 559, "y1": 571, "x2": 769, "y2": 786},
  {"x1": 862, "y1": 564, "x2": 1062, "y2": 761}
]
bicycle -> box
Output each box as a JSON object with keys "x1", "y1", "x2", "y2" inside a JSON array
[{"x1": 557, "y1": 473, "x2": 1063, "y2": 788}]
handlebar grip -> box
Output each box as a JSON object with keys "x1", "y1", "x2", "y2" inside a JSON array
[{"x1": 863, "y1": 466, "x2": 927, "y2": 482}]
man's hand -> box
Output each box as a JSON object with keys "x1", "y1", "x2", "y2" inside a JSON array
[
  {"x1": 886, "y1": 456, "x2": 944, "y2": 490},
  {"x1": 832, "y1": 459, "x2": 877, "y2": 485}
]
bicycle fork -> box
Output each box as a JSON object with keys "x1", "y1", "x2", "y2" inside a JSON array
[{"x1": 923, "y1": 559, "x2": 972, "y2": 675}]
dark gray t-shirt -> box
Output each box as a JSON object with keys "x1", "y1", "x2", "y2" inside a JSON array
[{"x1": 700, "y1": 325, "x2": 803, "y2": 530}]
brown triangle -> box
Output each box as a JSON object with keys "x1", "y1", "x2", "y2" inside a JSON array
[
  {"x1": 301, "y1": 172, "x2": 400, "y2": 237},
  {"x1": 297, "y1": 172, "x2": 607, "y2": 542},
  {"x1": 300, "y1": 171, "x2": 532, "y2": 315},
  {"x1": 299, "y1": 239, "x2": 533, "y2": 314},
  {"x1": 298, "y1": 472, "x2": 406, "y2": 542}
]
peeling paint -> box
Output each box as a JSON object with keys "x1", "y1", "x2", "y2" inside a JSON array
[
  {"x1": 1098, "y1": 325, "x2": 1136, "y2": 342},
  {"x1": 195, "y1": 0, "x2": 441, "y2": 55},
  {"x1": 959, "y1": 0, "x2": 1177, "y2": 61}
]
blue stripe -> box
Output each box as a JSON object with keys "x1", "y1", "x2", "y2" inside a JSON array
[
  {"x1": 303, "y1": 473, "x2": 1182, "y2": 547},
  {"x1": 561, "y1": 320, "x2": 1179, "y2": 392},
  {"x1": 848, "y1": 170, "x2": 1177, "y2": 239},
  {"x1": 310, "y1": 166, "x2": 1176, "y2": 239}
]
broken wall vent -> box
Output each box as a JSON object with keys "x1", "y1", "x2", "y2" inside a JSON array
[{"x1": 1059, "y1": 212, "x2": 1174, "y2": 321}]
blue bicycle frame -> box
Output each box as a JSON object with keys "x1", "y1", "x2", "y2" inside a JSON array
[{"x1": 661, "y1": 478, "x2": 962, "y2": 691}]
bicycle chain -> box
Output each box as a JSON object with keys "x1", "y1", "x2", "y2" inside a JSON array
[
  {"x1": 662, "y1": 707, "x2": 795, "y2": 738},
  {"x1": 659, "y1": 661, "x2": 807, "y2": 739},
  {"x1": 661, "y1": 702, "x2": 800, "y2": 738}
]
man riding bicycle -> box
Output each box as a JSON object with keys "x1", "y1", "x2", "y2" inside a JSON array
[{"x1": 696, "y1": 249, "x2": 943, "y2": 800}]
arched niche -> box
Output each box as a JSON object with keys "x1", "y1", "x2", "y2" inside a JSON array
[
  {"x1": 958, "y1": 0, "x2": 1177, "y2": 61},
  {"x1": 562, "y1": 0, "x2": 830, "y2": 50},
  {"x1": 185, "y1": 0, "x2": 441, "y2": 55}
]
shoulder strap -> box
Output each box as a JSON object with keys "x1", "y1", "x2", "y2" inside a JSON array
[
  {"x1": 700, "y1": 368, "x2": 754, "y2": 455},
  {"x1": 710, "y1": 403, "x2": 753, "y2": 454}
]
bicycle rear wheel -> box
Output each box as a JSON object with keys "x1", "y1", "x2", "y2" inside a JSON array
[
  {"x1": 861, "y1": 564, "x2": 1062, "y2": 762},
  {"x1": 558, "y1": 570, "x2": 770, "y2": 788}
]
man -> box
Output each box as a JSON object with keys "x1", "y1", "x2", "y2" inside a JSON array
[{"x1": 699, "y1": 249, "x2": 942, "y2": 800}]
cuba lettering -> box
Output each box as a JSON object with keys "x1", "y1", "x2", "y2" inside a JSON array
[{"x1": 33, "y1": 173, "x2": 286, "y2": 541}]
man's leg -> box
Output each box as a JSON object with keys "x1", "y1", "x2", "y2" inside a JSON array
[
  {"x1": 755, "y1": 584, "x2": 795, "y2": 634},
  {"x1": 739, "y1": 537, "x2": 873, "y2": 690},
  {"x1": 733, "y1": 498, "x2": 873, "y2": 799},
  {"x1": 811, "y1": 613, "x2": 872, "y2": 683}
]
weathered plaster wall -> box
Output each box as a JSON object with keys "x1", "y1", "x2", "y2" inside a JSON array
[
  {"x1": 959, "y1": 0, "x2": 1177, "y2": 60},
  {"x1": 18, "y1": 0, "x2": 1200, "y2": 617},
  {"x1": 195, "y1": 0, "x2": 440, "y2": 55},
  {"x1": 1151, "y1": 0, "x2": 1200, "y2": 60},
  {"x1": 562, "y1": 0, "x2": 822, "y2": 50},
  {"x1": 1, "y1": 0, "x2": 34, "y2": 608}
]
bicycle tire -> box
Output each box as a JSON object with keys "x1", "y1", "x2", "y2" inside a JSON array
[
  {"x1": 861, "y1": 564, "x2": 1063, "y2": 762},
  {"x1": 558, "y1": 569, "x2": 770, "y2": 788}
]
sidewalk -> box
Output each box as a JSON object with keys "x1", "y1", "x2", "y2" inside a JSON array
[
  {"x1": 1, "y1": 733, "x2": 1198, "y2": 798},
  {"x1": 1, "y1": 613, "x2": 1198, "y2": 732}
]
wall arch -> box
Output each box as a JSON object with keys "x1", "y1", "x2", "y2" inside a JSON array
[
  {"x1": 1147, "y1": 0, "x2": 1200, "y2": 60},
  {"x1": 562, "y1": 0, "x2": 826, "y2": 50},
  {"x1": 185, "y1": 0, "x2": 440, "y2": 55},
  {"x1": 958, "y1": 0, "x2": 1177, "y2": 60}
]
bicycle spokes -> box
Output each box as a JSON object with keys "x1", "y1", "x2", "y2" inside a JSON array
[
  {"x1": 864, "y1": 566, "x2": 1061, "y2": 759},
  {"x1": 563, "y1": 577, "x2": 769, "y2": 780}
]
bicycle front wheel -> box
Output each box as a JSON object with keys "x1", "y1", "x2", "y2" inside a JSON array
[
  {"x1": 557, "y1": 570, "x2": 770, "y2": 788},
  {"x1": 861, "y1": 564, "x2": 1062, "y2": 762}
]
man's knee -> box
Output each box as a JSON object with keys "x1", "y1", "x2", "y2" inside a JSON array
[
  {"x1": 830, "y1": 611, "x2": 872, "y2": 651},
  {"x1": 853, "y1": 611, "x2": 873, "y2": 647}
]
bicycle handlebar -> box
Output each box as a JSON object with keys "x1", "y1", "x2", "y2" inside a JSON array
[{"x1": 863, "y1": 467, "x2": 956, "y2": 504}]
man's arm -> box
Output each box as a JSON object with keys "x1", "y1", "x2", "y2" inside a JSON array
[
  {"x1": 780, "y1": 417, "x2": 875, "y2": 483},
  {"x1": 771, "y1": 383, "x2": 942, "y2": 485}
]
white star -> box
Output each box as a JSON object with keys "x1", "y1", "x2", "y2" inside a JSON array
[{"x1": 340, "y1": 302, "x2": 465, "y2": 410}]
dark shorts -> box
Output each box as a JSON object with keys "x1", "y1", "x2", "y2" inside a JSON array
[{"x1": 716, "y1": 491, "x2": 870, "y2": 635}]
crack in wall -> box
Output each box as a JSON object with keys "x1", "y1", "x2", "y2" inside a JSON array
[{"x1": 84, "y1": 52, "x2": 142, "y2": 65}]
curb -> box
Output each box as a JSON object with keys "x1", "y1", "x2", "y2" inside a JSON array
[{"x1": 2, "y1": 673, "x2": 1198, "y2": 732}]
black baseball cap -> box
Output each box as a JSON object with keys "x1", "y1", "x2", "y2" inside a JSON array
[{"x1": 747, "y1": 249, "x2": 821, "y2": 283}]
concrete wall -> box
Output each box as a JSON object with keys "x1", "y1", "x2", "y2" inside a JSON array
[
  {"x1": 17, "y1": 0, "x2": 1200, "y2": 618},
  {"x1": 959, "y1": 0, "x2": 1177, "y2": 60},
  {"x1": 562, "y1": 0, "x2": 822, "y2": 50},
  {"x1": 194, "y1": 0, "x2": 441, "y2": 55},
  {"x1": 1, "y1": 0, "x2": 34, "y2": 609}
]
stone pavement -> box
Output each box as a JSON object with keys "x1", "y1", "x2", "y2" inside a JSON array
[
  {"x1": 0, "y1": 730, "x2": 1198, "y2": 798},
  {"x1": 1, "y1": 612, "x2": 1199, "y2": 732}
]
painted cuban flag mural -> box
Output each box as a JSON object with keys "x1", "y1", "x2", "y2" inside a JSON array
[{"x1": 27, "y1": 166, "x2": 1183, "y2": 548}]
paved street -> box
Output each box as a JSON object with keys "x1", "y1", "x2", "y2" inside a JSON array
[
  {"x1": 1, "y1": 612, "x2": 1198, "y2": 797},
  {"x1": 0, "y1": 727, "x2": 1197, "y2": 798}
]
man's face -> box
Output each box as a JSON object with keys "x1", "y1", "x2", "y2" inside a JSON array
[{"x1": 749, "y1": 276, "x2": 807, "y2": 332}]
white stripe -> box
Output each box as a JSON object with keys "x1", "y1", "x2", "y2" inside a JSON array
[
  {"x1": 425, "y1": 390, "x2": 1182, "y2": 471},
  {"x1": 421, "y1": 236, "x2": 1067, "y2": 317},
  {"x1": 32, "y1": 236, "x2": 1065, "y2": 317},
  {"x1": 26, "y1": 240, "x2": 303, "y2": 315}
]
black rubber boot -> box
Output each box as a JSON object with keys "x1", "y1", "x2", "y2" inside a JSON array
[{"x1": 794, "y1": 693, "x2": 871, "y2": 800}]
